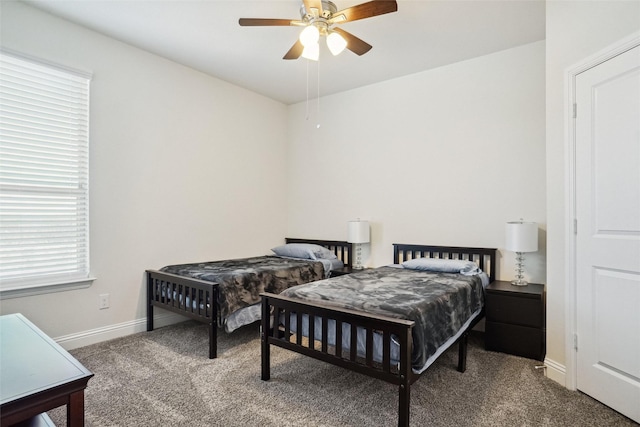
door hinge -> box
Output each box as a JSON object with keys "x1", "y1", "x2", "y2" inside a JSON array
[
  {"x1": 574, "y1": 218, "x2": 578, "y2": 234},
  {"x1": 573, "y1": 103, "x2": 577, "y2": 118},
  {"x1": 574, "y1": 333, "x2": 578, "y2": 350}
]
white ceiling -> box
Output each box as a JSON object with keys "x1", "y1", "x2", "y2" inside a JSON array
[{"x1": 21, "y1": 0, "x2": 546, "y2": 105}]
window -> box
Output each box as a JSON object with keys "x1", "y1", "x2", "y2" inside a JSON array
[{"x1": 0, "y1": 51, "x2": 93, "y2": 298}]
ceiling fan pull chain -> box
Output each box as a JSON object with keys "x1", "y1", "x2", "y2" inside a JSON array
[
  {"x1": 316, "y1": 59, "x2": 321, "y2": 129},
  {"x1": 305, "y1": 59, "x2": 310, "y2": 121}
]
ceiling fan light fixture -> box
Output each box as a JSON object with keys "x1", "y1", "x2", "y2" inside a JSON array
[
  {"x1": 299, "y1": 25, "x2": 320, "y2": 47},
  {"x1": 301, "y1": 42, "x2": 320, "y2": 61},
  {"x1": 239, "y1": 0, "x2": 398, "y2": 60},
  {"x1": 327, "y1": 31, "x2": 347, "y2": 55}
]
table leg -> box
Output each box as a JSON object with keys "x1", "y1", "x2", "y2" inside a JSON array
[{"x1": 67, "y1": 391, "x2": 85, "y2": 427}]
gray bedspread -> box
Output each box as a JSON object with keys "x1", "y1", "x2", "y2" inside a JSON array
[
  {"x1": 161, "y1": 256, "x2": 325, "y2": 320},
  {"x1": 280, "y1": 266, "x2": 484, "y2": 370}
]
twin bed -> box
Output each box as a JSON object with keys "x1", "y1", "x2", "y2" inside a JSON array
[
  {"x1": 260, "y1": 243, "x2": 496, "y2": 427},
  {"x1": 147, "y1": 241, "x2": 496, "y2": 427},
  {"x1": 146, "y1": 238, "x2": 352, "y2": 358}
]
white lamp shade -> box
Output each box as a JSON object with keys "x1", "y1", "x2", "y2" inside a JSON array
[
  {"x1": 301, "y1": 42, "x2": 319, "y2": 61},
  {"x1": 299, "y1": 25, "x2": 319, "y2": 47},
  {"x1": 505, "y1": 221, "x2": 538, "y2": 252},
  {"x1": 327, "y1": 31, "x2": 347, "y2": 55},
  {"x1": 347, "y1": 220, "x2": 370, "y2": 244}
]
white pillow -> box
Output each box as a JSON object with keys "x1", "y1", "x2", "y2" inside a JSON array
[
  {"x1": 402, "y1": 258, "x2": 481, "y2": 276},
  {"x1": 271, "y1": 243, "x2": 337, "y2": 260}
]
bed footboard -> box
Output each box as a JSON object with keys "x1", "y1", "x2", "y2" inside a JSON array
[
  {"x1": 146, "y1": 270, "x2": 219, "y2": 359},
  {"x1": 260, "y1": 292, "x2": 416, "y2": 427}
]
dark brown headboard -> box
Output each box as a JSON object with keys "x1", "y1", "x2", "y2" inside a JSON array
[
  {"x1": 393, "y1": 243, "x2": 497, "y2": 283},
  {"x1": 285, "y1": 238, "x2": 353, "y2": 268}
]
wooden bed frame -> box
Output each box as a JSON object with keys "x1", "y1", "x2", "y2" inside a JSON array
[
  {"x1": 260, "y1": 244, "x2": 497, "y2": 427},
  {"x1": 146, "y1": 238, "x2": 352, "y2": 359}
]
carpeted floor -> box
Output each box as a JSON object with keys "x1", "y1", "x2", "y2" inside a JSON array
[{"x1": 49, "y1": 321, "x2": 636, "y2": 426}]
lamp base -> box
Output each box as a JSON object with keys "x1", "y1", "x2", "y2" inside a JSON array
[
  {"x1": 353, "y1": 243, "x2": 365, "y2": 270},
  {"x1": 511, "y1": 279, "x2": 529, "y2": 286},
  {"x1": 512, "y1": 252, "x2": 529, "y2": 286}
]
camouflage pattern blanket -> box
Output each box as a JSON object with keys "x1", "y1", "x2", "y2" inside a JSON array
[
  {"x1": 161, "y1": 256, "x2": 324, "y2": 320},
  {"x1": 280, "y1": 266, "x2": 484, "y2": 371}
]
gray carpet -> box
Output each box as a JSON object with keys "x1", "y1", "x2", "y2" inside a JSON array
[{"x1": 49, "y1": 321, "x2": 636, "y2": 426}]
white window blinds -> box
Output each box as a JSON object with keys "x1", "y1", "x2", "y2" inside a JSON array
[{"x1": 0, "y1": 51, "x2": 91, "y2": 292}]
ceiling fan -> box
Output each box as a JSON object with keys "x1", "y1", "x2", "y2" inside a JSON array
[{"x1": 239, "y1": 0, "x2": 398, "y2": 61}]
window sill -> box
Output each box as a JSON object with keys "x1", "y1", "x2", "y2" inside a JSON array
[{"x1": 0, "y1": 277, "x2": 96, "y2": 300}]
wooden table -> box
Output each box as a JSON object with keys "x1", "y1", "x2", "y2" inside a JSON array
[
  {"x1": 0, "y1": 313, "x2": 93, "y2": 426},
  {"x1": 484, "y1": 280, "x2": 546, "y2": 361}
]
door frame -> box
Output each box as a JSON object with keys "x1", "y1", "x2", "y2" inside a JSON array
[{"x1": 564, "y1": 31, "x2": 640, "y2": 391}]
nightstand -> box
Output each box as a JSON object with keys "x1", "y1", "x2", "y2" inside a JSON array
[
  {"x1": 485, "y1": 280, "x2": 546, "y2": 361},
  {"x1": 330, "y1": 267, "x2": 368, "y2": 277}
]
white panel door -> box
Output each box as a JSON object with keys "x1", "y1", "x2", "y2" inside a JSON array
[{"x1": 575, "y1": 44, "x2": 640, "y2": 423}]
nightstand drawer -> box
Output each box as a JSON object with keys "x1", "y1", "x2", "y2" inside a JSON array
[
  {"x1": 485, "y1": 321, "x2": 545, "y2": 360},
  {"x1": 485, "y1": 293, "x2": 543, "y2": 328}
]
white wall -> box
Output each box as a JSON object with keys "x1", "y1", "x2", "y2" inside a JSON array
[
  {"x1": 286, "y1": 41, "x2": 546, "y2": 284},
  {"x1": 0, "y1": 2, "x2": 288, "y2": 344},
  {"x1": 545, "y1": 1, "x2": 640, "y2": 385}
]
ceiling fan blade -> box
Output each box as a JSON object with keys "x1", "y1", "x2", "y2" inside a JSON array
[
  {"x1": 332, "y1": 28, "x2": 372, "y2": 56},
  {"x1": 303, "y1": 0, "x2": 324, "y2": 17},
  {"x1": 329, "y1": 0, "x2": 398, "y2": 24},
  {"x1": 283, "y1": 40, "x2": 304, "y2": 60},
  {"x1": 239, "y1": 18, "x2": 298, "y2": 26}
]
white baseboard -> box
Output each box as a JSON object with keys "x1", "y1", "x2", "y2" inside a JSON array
[
  {"x1": 53, "y1": 313, "x2": 187, "y2": 351},
  {"x1": 543, "y1": 356, "x2": 567, "y2": 386}
]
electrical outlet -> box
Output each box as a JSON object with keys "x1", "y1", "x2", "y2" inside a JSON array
[{"x1": 98, "y1": 293, "x2": 110, "y2": 310}]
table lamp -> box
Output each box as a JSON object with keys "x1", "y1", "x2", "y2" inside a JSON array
[
  {"x1": 347, "y1": 220, "x2": 370, "y2": 270},
  {"x1": 505, "y1": 220, "x2": 538, "y2": 286}
]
